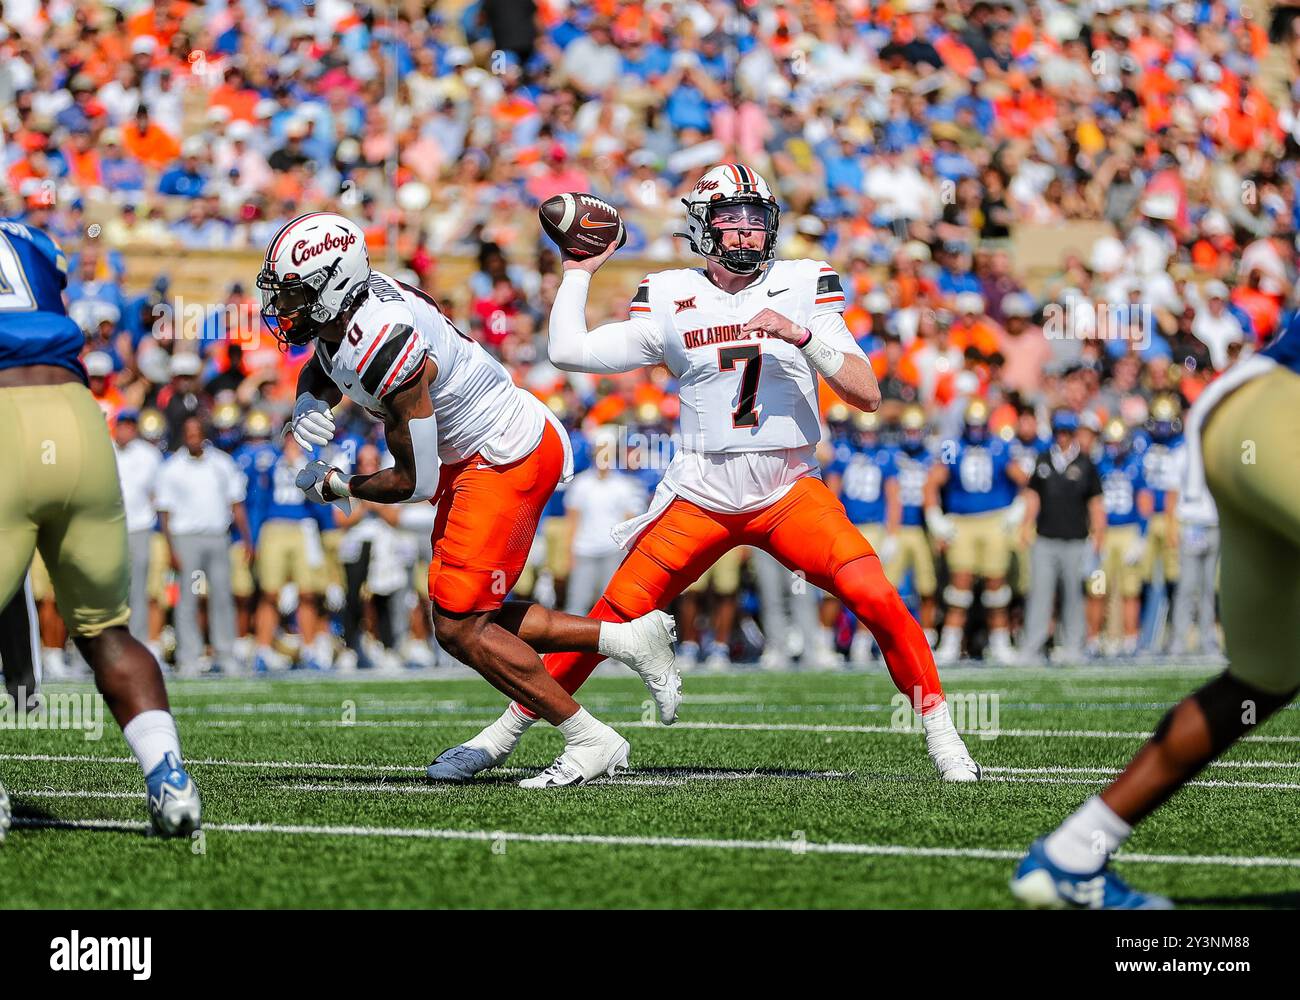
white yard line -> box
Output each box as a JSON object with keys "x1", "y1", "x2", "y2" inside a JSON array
[
  {"x1": 10, "y1": 815, "x2": 1300, "y2": 868},
  {"x1": 161, "y1": 717, "x2": 1300, "y2": 741},
  {"x1": 9, "y1": 789, "x2": 138, "y2": 799},
  {"x1": 277, "y1": 782, "x2": 451, "y2": 795},
  {"x1": 984, "y1": 776, "x2": 1300, "y2": 791}
]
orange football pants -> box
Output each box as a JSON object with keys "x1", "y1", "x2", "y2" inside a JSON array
[
  {"x1": 532, "y1": 476, "x2": 945, "y2": 715},
  {"x1": 427, "y1": 421, "x2": 564, "y2": 614}
]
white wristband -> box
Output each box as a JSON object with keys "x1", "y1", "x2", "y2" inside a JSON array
[
  {"x1": 326, "y1": 469, "x2": 352, "y2": 499},
  {"x1": 797, "y1": 328, "x2": 845, "y2": 378}
]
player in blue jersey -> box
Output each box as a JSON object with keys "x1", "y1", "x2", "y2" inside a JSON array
[
  {"x1": 252, "y1": 435, "x2": 334, "y2": 672},
  {"x1": 924, "y1": 398, "x2": 1028, "y2": 663},
  {"x1": 1086, "y1": 419, "x2": 1153, "y2": 657},
  {"x1": 1006, "y1": 404, "x2": 1049, "y2": 606},
  {"x1": 231, "y1": 408, "x2": 278, "y2": 665},
  {"x1": 0, "y1": 220, "x2": 200, "y2": 840},
  {"x1": 826, "y1": 410, "x2": 900, "y2": 665},
  {"x1": 1133, "y1": 393, "x2": 1184, "y2": 614},
  {"x1": 892, "y1": 404, "x2": 940, "y2": 644},
  {"x1": 1012, "y1": 315, "x2": 1300, "y2": 909}
]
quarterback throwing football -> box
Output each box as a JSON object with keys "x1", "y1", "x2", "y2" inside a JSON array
[
  {"x1": 259, "y1": 213, "x2": 679, "y2": 788},
  {"x1": 440, "y1": 165, "x2": 980, "y2": 782}
]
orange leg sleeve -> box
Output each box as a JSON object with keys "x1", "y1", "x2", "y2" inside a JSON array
[{"x1": 755, "y1": 477, "x2": 947, "y2": 715}]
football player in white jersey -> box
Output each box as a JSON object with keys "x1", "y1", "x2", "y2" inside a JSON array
[
  {"x1": 444, "y1": 164, "x2": 982, "y2": 781},
  {"x1": 256, "y1": 213, "x2": 680, "y2": 788}
]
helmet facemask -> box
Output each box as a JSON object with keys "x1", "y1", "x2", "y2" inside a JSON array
[
  {"x1": 257, "y1": 262, "x2": 339, "y2": 347},
  {"x1": 685, "y1": 197, "x2": 780, "y2": 275}
]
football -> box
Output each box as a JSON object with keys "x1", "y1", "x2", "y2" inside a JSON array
[{"x1": 538, "y1": 192, "x2": 627, "y2": 258}]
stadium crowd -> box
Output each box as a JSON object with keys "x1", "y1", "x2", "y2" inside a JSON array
[{"x1": 6, "y1": 0, "x2": 1300, "y2": 675}]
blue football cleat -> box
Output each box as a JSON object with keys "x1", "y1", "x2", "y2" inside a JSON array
[
  {"x1": 146, "y1": 752, "x2": 202, "y2": 837},
  {"x1": 1011, "y1": 838, "x2": 1173, "y2": 909},
  {"x1": 426, "y1": 744, "x2": 502, "y2": 783}
]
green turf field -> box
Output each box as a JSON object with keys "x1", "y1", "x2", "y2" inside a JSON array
[{"x1": 1, "y1": 664, "x2": 1297, "y2": 908}]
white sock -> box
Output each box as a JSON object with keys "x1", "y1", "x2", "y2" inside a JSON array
[
  {"x1": 471, "y1": 703, "x2": 536, "y2": 756},
  {"x1": 1044, "y1": 796, "x2": 1132, "y2": 874},
  {"x1": 939, "y1": 626, "x2": 962, "y2": 648},
  {"x1": 557, "y1": 706, "x2": 604, "y2": 744},
  {"x1": 921, "y1": 700, "x2": 964, "y2": 753},
  {"x1": 122, "y1": 709, "x2": 182, "y2": 775},
  {"x1": 597, "y1": 620, "x2": 633, "y2": 661},
  {"x1": 989, "y1": 628, "x2": 1010, "y2": 645}
]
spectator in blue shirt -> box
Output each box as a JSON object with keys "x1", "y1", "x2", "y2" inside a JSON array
[{"x1": 158, "y1": 140, "x2": 208, "y2": 199}]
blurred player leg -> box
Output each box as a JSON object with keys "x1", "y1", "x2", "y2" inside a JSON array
[
  {"x1": 29, "y1": 550, "x2": 71, "y2": 680},
  {"x1": 0, "y1": 571, "x2": 41, "y2": 710},
  {"x1": 700, "y1": 550, "x2": 741, "y2": 670},
  {"x1": 564, "y1": 549, "x2": 604, "y2": 617},
  {"x1": 752, "y1": 547, "x2": 794, "y2": 669},
  {"x1": 170, "y1": 533, "x2": 206, "y2": 676},
  {"x1": 229, "y1": 541, "x2": 257, "y2": 669},
  {"x1": 1019, "y1": 539, "x2": 1059, "y2": 663},
  {"x1": 147, "y1": 532, "x2": 169, "y2": 663},
  {"x1": 203, "y1": 532, "x2": 238, "y2": 674},
  {"x1": 126, "y1": 528, "x2": 152, "y2": 643},
  {"x1": 253, "y1": 522, "x2": 296, "y2": 673}
]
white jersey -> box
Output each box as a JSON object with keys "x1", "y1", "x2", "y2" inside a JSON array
[
  {"x1": 607, "y1": 259, "x2": 857, "y2": 544},
  {"x1": 315, "y1": 269, "x2": 545, "y2": 467},
  {"x1": 630, "y1": 258, "x2": 851, "y2": 453}
]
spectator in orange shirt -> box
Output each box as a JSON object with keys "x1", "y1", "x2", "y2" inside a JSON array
[
  {"x1": 949, "y1": 291, "x2": 1002, "y2": 356},
  {"x1": 122, "y1": 106, "x2": 180, "y2": 169},
  {"x1": 1231, "y1": 268, "x2": 1282, "y2": 345},
  {"x1": 210, "y1": 65, "x2": 260, "y2": 123}
]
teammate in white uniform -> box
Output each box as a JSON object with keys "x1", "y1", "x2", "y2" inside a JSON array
[
  {"x1": 444, "y1": 164, "x2": 981, "y2": 782},
  {"x1": 256, "y1": 213, "x2": 679, "y2": 788}
]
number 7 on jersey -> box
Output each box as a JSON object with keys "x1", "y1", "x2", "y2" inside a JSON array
[{"x1": 719, "y1": 345, "x2": 763, "y2": 429}]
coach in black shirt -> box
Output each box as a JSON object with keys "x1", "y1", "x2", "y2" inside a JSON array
[{"x1": 1018, "y1": 410, "x2": 1105, "y2": 663}]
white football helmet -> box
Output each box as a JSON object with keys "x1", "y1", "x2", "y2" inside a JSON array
[
  {"x1": 677, "y1": 163, "x2": 780, "y2": 274},
  {"x1": 257, "y1": 212, "x2": 370, "y2": 345}
]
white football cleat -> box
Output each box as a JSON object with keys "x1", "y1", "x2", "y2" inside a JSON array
[
  {"x1": 930, "y1": 749, "x2": 982, "y2": 782},
  {"x1": 519, "y1": 726, "x2": 630, "y2": 789},
  {"x1": 0, "y1": 778, "x2": 11, "y2": 844},
  {"x1": 609, "y1": 610, "x2": 681, "y2": 725}
]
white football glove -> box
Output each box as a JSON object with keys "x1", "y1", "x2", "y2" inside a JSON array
[
  {"x1": 878, "y1": 533, "x2": 899, "y2": 566},
  {"x1": 296, "y1": 459, "x2": 352, "y2": 515},
  {"x1": 1123, "y1": 534, "x2": 1147, "y2": 567},
  {"x1": 292, "y1": 393, "x2": 336, "y2": 452},
  {"x1": 925, "y1": 506, "x2": 957, "y2": 543}
]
